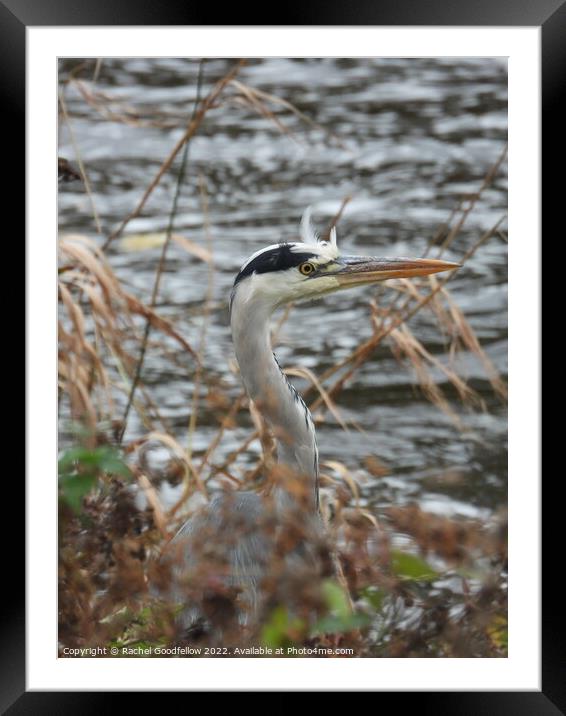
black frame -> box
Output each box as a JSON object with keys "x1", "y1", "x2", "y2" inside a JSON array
[{"x1": 13, "y1": 0, "x2": 554, "y2": 708}]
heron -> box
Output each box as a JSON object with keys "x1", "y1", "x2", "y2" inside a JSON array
[{"x1": 157, "y1": 209, "x2": 459, "y2": 639}]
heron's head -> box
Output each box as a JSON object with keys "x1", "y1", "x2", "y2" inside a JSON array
[{"x1": 230, "y1": 209, "x2": 459, "y2": 313}]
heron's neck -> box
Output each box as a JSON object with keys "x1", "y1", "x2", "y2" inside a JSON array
[{"x1": 230, "y1": 291, "x2": 319, "y2": 512}]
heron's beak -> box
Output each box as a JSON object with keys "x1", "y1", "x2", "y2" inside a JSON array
[{"x1": 330, "y1": 255, "x2": 460, "y2": 286}]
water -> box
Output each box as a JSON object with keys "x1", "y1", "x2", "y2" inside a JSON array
[{"x1": 58, "y1": 58, "x2": 507, "y2": 525}]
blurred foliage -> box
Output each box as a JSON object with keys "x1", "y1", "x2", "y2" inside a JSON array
[
  {"x1": 58, "y1": 438, "x2": 507, "y2": 658},
  {"x1": 390, "y1": 550, "x2": 439, "y2": 582},
  {"x1": 59, "y1": 444, "x2": 131, "y2": 513}
]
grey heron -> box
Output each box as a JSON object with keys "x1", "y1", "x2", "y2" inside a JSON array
[{"x1": 158, "y1": 210, "x2": 459, "y2": 638}]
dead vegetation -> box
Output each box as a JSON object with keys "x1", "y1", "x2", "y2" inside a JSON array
[{"x1": 58, "y1": 58, "x2": 508, "y2": 657}]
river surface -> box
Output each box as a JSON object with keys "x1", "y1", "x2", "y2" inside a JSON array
[{"x1": 58, "y1": 58, "x2": 508, "y2": 526}]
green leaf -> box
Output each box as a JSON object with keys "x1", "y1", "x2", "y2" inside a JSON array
[
  {"x1": 359, "y1": 586, "x2": 385, "y2": 612},
  {"x1": 58, "y1": 447, "x2": 97, "y2": 472},
  {"x1": 311, "y1": 613, "x2": 370, "y2": 636},
  {"x1": 391, "y1": 550, "x2": 439, "y2": 582},
  {"x1": 58, "y1": 446, "x2": 130, "y2": 479},
  {"x1": 261, "y1": 606, "x2": 304, "y2": 649},
  {"x1": 308, "y1": 579, "x2": 370, "y2": 637},
  {"x1": 96, "y1": 449, "x2": 131, "y2": 478},
  {"x1": 59, "y1": 471, "x2": 98, "y2": 513},
  {"x1": 321, "y1": 579, "x2": 351, "y2": 619},
  {"x1": 487, "y1": 615, "x2": 508, "y2": 653},
  {"x1": 58, "y1": 445, "x2": 131, "y2": 514}
]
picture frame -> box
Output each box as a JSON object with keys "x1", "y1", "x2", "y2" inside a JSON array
[{"x1": 13, "y1": 0, "x2": 553, "y2": 706}]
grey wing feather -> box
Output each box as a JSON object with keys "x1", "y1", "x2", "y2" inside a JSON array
[
  {"x1": 154, "y1": 491, "x2": 327, "y2": 634},
  {"x1": 157, "y1": 492, "x2": 273, "y2": 629}
]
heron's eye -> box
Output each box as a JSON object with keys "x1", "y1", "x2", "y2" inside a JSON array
[{"x1": 299, "y1": 262, "x2": 315, "y2": 276}]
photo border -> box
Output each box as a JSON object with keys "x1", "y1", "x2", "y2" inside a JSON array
[{"x1": 12, "y1": 0, "x2": 554, "y2": 707}]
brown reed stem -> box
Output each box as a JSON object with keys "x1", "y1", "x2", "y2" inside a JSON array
[
  {"x1": 308, "y1": 213, "x2": 507, "y2": 413},
  {"x1": 58, "y1": 91, "x2": 103, "y2": 235},
  {"x1": 118, "y1": 60, "x2": 207, "y2": 444},
  {"x1": 101, "y1": 60, "x2": 245, "y2": 253}
]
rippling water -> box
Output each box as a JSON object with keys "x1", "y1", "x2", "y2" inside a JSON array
[{"x1": 58, "y1": 58, "x2": 508, "y2": 524}]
